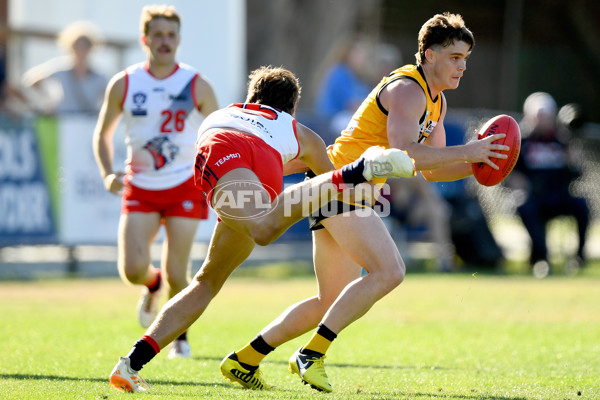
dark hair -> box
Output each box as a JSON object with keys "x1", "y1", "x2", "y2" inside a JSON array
[
  {"x1": 415, "y1": 12, "x2": 475, "y2": 64},
  {"x1": 245, "y1": 66, "x2": 301, "y2": 114}
]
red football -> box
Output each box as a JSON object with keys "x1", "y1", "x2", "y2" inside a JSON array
[{"x1": 471, "y1": 114, "x2": 521, "y2": 186}]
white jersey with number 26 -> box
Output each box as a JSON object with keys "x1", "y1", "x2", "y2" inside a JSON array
[{"x1": 121, "y1": 62, "x2": 204, "y2": 190}]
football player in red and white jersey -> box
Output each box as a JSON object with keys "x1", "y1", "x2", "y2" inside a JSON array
[
  {"x1": 93, "y1": 5, "x2": 218, "y2": 359},
  {"x1": 107, "y1": 65, "x2": 416, "y2": 393}
]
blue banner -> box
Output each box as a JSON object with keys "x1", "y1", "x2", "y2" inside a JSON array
[{"x1": 0, "y1": 115, "x2": 56, "y2": 245}]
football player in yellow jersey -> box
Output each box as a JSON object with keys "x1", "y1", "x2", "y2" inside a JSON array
[{"x1": 221, "y1": 12, "x2": 511, "y2": 393}]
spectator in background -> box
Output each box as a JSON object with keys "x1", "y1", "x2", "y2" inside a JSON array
[
  {"x1": 511, "y1": 92, "x2": 590, "y2": 277},
  {"x1": 314, "y1": 37, "x2": 372, "y2": 143},
  {"x1": 373, "y1": 42, "x2": 403, "y2": 83},
  {"x1": 0, "y1": 23, "x2": 10, "y2": 111},
  {"x1": 22, "y1": 20, "x2": 107, "y2": 115},
  {"x1": 0, "y1": 23, "x2": 29, "y2": 115},
  {"x1": 435, "y1": 120, "x2": 504, "y2": 271}
]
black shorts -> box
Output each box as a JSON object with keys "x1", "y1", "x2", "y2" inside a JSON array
[{"x1": 305, "y1": 170, "x2": 369, "y2": 231}]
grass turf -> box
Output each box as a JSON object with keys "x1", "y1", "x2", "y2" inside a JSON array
[{"x1": 0, "y1": 265, "x2": 598, "y2": 399}]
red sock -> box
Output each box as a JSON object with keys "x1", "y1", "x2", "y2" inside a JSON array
[
  {"x1": 142, "y1": 335, "x2": 161, "y2": 354},
  {"x1": 331, "y1": 169, "x2": 348, "y2": 192},
  {"x1": 146, "y1": 268, "x2": 161, "y2": 293}
]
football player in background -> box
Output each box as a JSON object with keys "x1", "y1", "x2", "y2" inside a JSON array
[{"x1": 93, "y1": 4, "x2": 218, "y2": 359}]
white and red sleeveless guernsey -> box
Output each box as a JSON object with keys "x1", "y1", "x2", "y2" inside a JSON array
[
  {"x1": 197, "y1": 103, "x2": 300, "y2": 164},
  {"x1": 121, "y1": 62, "x2": 204, "y2": 190}
]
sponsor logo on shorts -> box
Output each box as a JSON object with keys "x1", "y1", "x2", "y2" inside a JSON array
[
  {"x1": 125, "y1": 200, "x2": 140, "y2": 206},
  {"x1": 182, "y1": 200, "x2": 194, "y2": 211},
  {"x1": 214, "y1": 152, "x2": 241, "y2": 167}
]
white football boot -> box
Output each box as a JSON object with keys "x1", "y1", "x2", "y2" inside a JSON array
[
  {"x1": 137, "y1": 286, "x2": 161, "y2": 328},
  {"x1": 109, "y1": 357, "x2": 149, "y2": 393},
  {"x1": 168, "y1": 339, "x2": 192, "y2": 359},
  {"x1": 360, "y1": 146, "x2": 416, "y2": 180}
]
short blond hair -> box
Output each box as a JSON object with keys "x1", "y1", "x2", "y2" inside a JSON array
[
  {"x1": 57, "y1": 20, "x2": 103, "y2": 51},
  {"x1": 140, "y1": 4, "x2": 181, "y2": 36}
]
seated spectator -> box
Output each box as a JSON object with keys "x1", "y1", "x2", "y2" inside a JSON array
[
  {"x1": 22, "y1": 20, "x2": 107, "y2": 115},
  {"x1": 434, "y1": 121, "x2": 504, "y2": 271},
  {"x1": 387, "y1": 119, "x2": 506, "y2": 273},
  {"x1": 0, "y1": 23, "x2": 28, "y2": 115},
  {"x1": 510, "y1": 92, "x2": 590, "y2": 277}
]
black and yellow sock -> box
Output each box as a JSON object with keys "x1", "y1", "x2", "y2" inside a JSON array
[
  {"x1": 235, "y1": 334, "x2": 275, "y2": 367},
  {"x1": 302, "y1": 323, "x2": 337, "y2": 355}
]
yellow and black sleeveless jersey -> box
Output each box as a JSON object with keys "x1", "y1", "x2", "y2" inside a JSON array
[{"x1": 327, "y1": 64, "x2": 444, "y2": 169}]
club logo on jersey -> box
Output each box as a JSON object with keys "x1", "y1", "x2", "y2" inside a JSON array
[
  {"x1": 132, "y1": 92, "x2": 148, "y2": 116},
  {"x1": 418, "y1": 119, "x2": 437, "y2": 143},
  {"x1": 143, "y1": 136, "x2": 179, "y2": 170},
  {"x1": 423, "y1": 119, "x2": 437, "y2": 135}
]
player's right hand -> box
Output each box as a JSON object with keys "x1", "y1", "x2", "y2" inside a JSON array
[
  {"x1": 465, "y1": 133, "x2": 509, "y2": 170},
  {"x1": 103, "y1": 172, "x2": 125, "y2": 196}
]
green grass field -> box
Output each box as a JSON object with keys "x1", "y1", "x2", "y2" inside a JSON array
[{"x1": 1, "y1": 266, "x2": 599, "y2": 399}]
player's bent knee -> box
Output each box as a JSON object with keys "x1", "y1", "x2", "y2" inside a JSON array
[
  {"x1": 121, "y1": 263, "x2": 151, "y2": 284},
  {"x1": 249, "y1": 224, "x2": 279, "y2": 246},
  {"x1": 385, "y1": 267, "x2": 405, "y2": 287},
  {"x1": 254, "y1": 236, "x2": 274, "y2": 246},
  {"x1": 374, "y1": 262, "x2": 405, "y2": 291}
]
